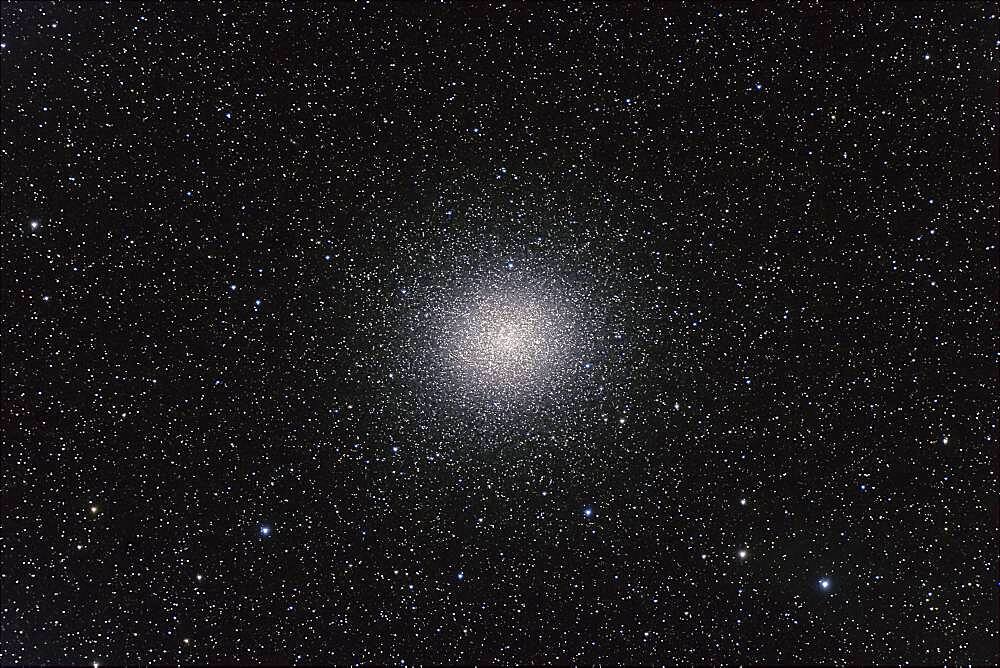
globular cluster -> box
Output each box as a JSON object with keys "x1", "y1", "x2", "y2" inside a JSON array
[
  {"x1": 384, "y1": 235, "x2": 644, "y2": 451},
  {"x1": 2, "y1": 2, "x2": 998, "y2": 666}
]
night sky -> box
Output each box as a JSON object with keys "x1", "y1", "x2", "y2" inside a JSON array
[{"x1": 2, "y1": 2, "x2": 998, "y2": 665}]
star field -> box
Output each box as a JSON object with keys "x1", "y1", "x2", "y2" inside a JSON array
[{"x1": 2, "y1": 2, "x2": 998, "y2": 665}]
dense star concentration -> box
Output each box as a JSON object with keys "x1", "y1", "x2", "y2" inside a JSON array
[
  {"x1": 386, "y1": 235, "x2": 644, "y2": 447},
  {"x1": 2, "y1": 2, "x2": 998, "y2": 665}
]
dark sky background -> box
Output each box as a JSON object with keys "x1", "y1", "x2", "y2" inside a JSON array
[{"x1": 2, "y1": 2, "x2": 997, "y2": 665}]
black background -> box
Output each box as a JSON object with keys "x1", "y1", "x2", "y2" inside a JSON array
[{"x1": 2, "y1": 2, "x2": 997, "y2": 665}]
